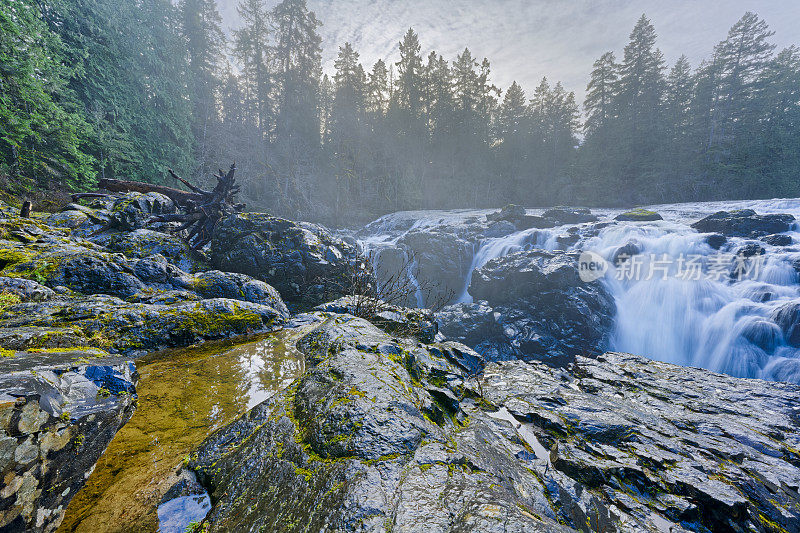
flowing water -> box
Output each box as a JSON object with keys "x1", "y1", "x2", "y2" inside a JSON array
[
  {"x1": 359, "y1": 198, "x2": 800, "y2": 383},
  {"x1": 57, "y1": 329, "x2": 306, "y2": 533}
]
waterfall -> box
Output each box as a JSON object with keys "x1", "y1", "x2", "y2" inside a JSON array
[{"x1": 359, "y1": 199, "x2": 800, "y2": 382}]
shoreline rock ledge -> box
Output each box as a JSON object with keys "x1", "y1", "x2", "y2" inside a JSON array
[{"x1": 185, "y1": 313, "x2": 800, "y2": 533}]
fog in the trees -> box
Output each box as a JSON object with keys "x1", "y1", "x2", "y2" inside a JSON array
[{"x1": 2, "y1": 0, "x2": 800, "y2": 224}]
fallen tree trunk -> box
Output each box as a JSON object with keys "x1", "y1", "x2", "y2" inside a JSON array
[
  {"x1": 79, "y1": 163, "x2": 244, "y2": 250},
  {"x1": 97, "y1": 178, "x2": 203, "y2": 205}
]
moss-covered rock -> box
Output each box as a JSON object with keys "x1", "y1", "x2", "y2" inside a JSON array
[
  {"x1": 0, "y1": 211, "x2": 289, "y2": 356},
  {"x1": 186, "y1": 314, "x2": 800, "y2": 533},
  {"x1": 614, "y1": 208, "x2": 663, "y2": 222},
  {"x1": 211, "y1": 213, "x2": 363, "y2": 310},
  {"x1": 189, "y1": 316, "x2": 563, "y2": 532},
  {"x1": 93, "y1": 229, "x2": 201, "y2": 272}
]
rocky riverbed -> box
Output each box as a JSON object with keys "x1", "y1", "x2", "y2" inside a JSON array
[{"x1": 0, "y1": 195, "x2": 799, "y2": 532}]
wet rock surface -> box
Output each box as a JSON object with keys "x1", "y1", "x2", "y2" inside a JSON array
[
  {"x1": 315, "y1": 296, "x2": 438, "y2": 343},
  {"x1": 188, "y1": 315, "x2": 566, "y2": 533},
  {"x1": 0, "y1": 212, "x2": 289, "y2": 355},
  {"x1": 440, "y1": 249, "x2": 615, "y2": 366},
  {"x1": 187, "y1": 315, "x2": 800, "y2": 533},
  {"x1": 614, "y1": 209, "x2": 663, "y2": 222},
  {"x1": 0, "y1": 351, "x2": 137, "y2": 532},
  {"x1": 691, "y1": 209, "x2": 795, "y2": 237},
  {"x1": 395, "y1": 229, "x2": 474, "y2": 306},
  {"x1": 211, "y1": 213, "x2": 361, "y2": 310},
  {"x1": 541, "y1": 207, "x2": 599, "y2": 225}
]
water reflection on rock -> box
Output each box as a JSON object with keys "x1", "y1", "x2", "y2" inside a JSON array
[{"x1": 57, "y1": 329, "x2": 305, "y2": 533}]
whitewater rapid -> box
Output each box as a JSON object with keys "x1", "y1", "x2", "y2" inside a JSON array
[{"x1": 358, "y1": 198, "x2": 800, "y2": 383}]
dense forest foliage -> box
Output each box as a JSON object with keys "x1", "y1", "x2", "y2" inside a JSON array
[{"x1": 1, "y1": 0, "x2": 799, "y2": 223}]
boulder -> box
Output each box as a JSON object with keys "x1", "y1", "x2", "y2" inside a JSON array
[
  {"x1": 0, "y1": 296, "x2": 286, "y2": 356},
  {"x1": 211, "y1": 213, "x2": 361, "y2": 310},
  {"x1": 762, "y1": 233, "x2": 793, "y2": 246},
  {"x1": 184, "y1": 316, "x2": 800, "y2": 533},
  {"x1": 0, "y1": 277, "x2": 54, "y2": 302},
  {"x1": 615, "y1": 208, "x2": 663, "y2": 222},
  {"x1": 449, "y1": 250, "x2": 615, "y2": 365},
  {"x1": 541, "y1": 207, "x2": 598, "y2": 225},
  {"x1": 486, "y1": 204, "x2": 526, "y2": 223},
  {"x1": 395, "y1": 229, "x2": 474, "y2": 307},
  {"x1": 436, "y1": 301, "x2": 512, "y2": 360},
  {"x1": 316, "y1": 296, "x2": 437, "y2": 343},
  {"x1": 691, "y1": 209, "x2": 795, "y2": 237},
  {"x1": 612, "y1": 240, "x2": 640, "y2": 265},
  {"x1": 108, "y1": 192, "x2": 176, "y2": 231},
  {"x1": 734, "y1": 243, "x2": 765, "y2": 257},
  {"x1": 0, "y1": 217, "x2": 289, "y2": 355},
  {"x1": 771, "y1": 300, "x2": 800, "y2": 347},
  {"x1": 705, "y1": 233, "x2": 728, "y2": 250},
  {"x1": 514, "y1": 215, "x2": 555, "y2": 230},
  {"x1": 0, "y1": 351, "x2": 137, "y2": 532},
  {"x1": 92, "y1": 229, "x2": 201, "y2": 272},
  {"x1": 188, "y1": 316, "x2": 565, "y2": 533}
]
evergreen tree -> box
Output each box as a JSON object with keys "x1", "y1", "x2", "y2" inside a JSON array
[
  {"x1": 234, "y1": 0, "x2": 273, "y2": 139},
  {"x1": 613, "y1": 14, "x2": 667, "y2": 201},
  {"x1": 271, "y1": 0, "x2": 322, "y2": 212},
  {"x1": 584, "y1": 52, "x2": 618, "y2": 135},
  {"x1": 272, "y1": 0, "x2": 322, "y2": 148},
  {"x1": 665, "y1": 56, "x2": 694, "y2": 140},
  {"x1": 709, "y1": 12, "x2": 775, "y2": 160},
  {"x1": 0, "y1": 0, "x2": 94, "y2": 189},
  {"x1": 395, "y1": 28, "x2": 424, "y2": 119},
  {"x1": 496, "y1": 81, "x2": 528, "y2": 200},
  {"x1": 179, "y1": 0, "x2": 225, "y2": 179},
  {"x1": 366, "y1": 60, "x2": 390, "y2": 117},
  {"x1": 329, "y1": 43, "x2": 369, "y2": 214}
]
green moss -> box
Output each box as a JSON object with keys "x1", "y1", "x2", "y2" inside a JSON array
[
  {"x1": 0, "y1": 291, "x2": 21, "y2": 312},
  {"x1": 27, "y1": 346, "x2": 108, "y2": 355},
  {"x1": 616, "y1": 208, "x2": 662, "y2": 221},
  {"x1": 0, "y1": 348, "x2": 14, "y2": 358},
  {"x1": 294, "y1": 465, "x2": 314, "y2": 482}
]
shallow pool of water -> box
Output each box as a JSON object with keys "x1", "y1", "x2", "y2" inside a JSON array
[{"x1": 57, "y1": 329, "x2": 306, "y2": 533}]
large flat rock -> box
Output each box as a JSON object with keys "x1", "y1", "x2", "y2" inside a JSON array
[{"x1": 185, "y1": 313, "x2": 800, "y2": 532}]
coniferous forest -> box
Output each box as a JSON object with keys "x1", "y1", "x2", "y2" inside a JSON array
[{"x1": 2, "y1": 0, "x2": 799, "y2": 223}]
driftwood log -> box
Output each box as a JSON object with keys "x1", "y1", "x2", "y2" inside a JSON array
[{"x1": 73, "y1": 163, "x2": 244, "y2": 250}]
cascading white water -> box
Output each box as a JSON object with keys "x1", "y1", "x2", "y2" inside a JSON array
[{"x1": 359, "y1": 199, "x2": 800, "y2": 383}]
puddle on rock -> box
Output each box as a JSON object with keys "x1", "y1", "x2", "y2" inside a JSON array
[{"x1": 57, "y1": 329, "x2": 306, "y2": 533}]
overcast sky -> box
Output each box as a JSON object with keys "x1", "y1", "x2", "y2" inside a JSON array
[{"x1": 215, "y1": 0, "x2": 800, "y2": 103}]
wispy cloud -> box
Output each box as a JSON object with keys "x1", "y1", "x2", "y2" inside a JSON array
[{"x1": 215, "y1": 0, "x2": 800, "y2": 102}]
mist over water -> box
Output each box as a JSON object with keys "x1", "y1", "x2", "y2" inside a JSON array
[{"x1": 360, "y1": 198, "x2": 800, "y2": 383}]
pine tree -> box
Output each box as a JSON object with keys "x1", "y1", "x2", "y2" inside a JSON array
[
  {"x1": 709, "y1": 12, "x2": 776, "y2": 156},
  {"x1": 665, "y1": 56, "x2": 694, "y2": 140},
  {"x1": 366, "y1": 60, "x2": 389, "y2": 117},
  {"x1": 234, "y1": 0, "x2": 273, "y2": 139},
  {"x1": 271, "y1": 0, "x2": 322, "y2": 213},
  {"x1": 617, "y1": 15, "x2": 666, "y2": 138},
  {"x1": 0, "y1": 0, "x2": 95, "y2": 189},
  {"x1": 395, "y1": 28, "x2": 424, "y2": 119},
  {"x1": 179, "y1": 0, "x2": 225, "y2": 178},
  {"x1": 496, "y1": 81, "x2": 528, "y2": 201},
  {"x1": 584, "y1": 52, "x2": 618, "y2": 135},
  {"x1": 425, "y1": 53, "x2": 455, "y2": 140},
  {"x1": 611, "y1": 15, "x2": 667, "y2": 200},
  {"x1": 272, "y1": 0, "x2": 322, "y2": 149}
]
